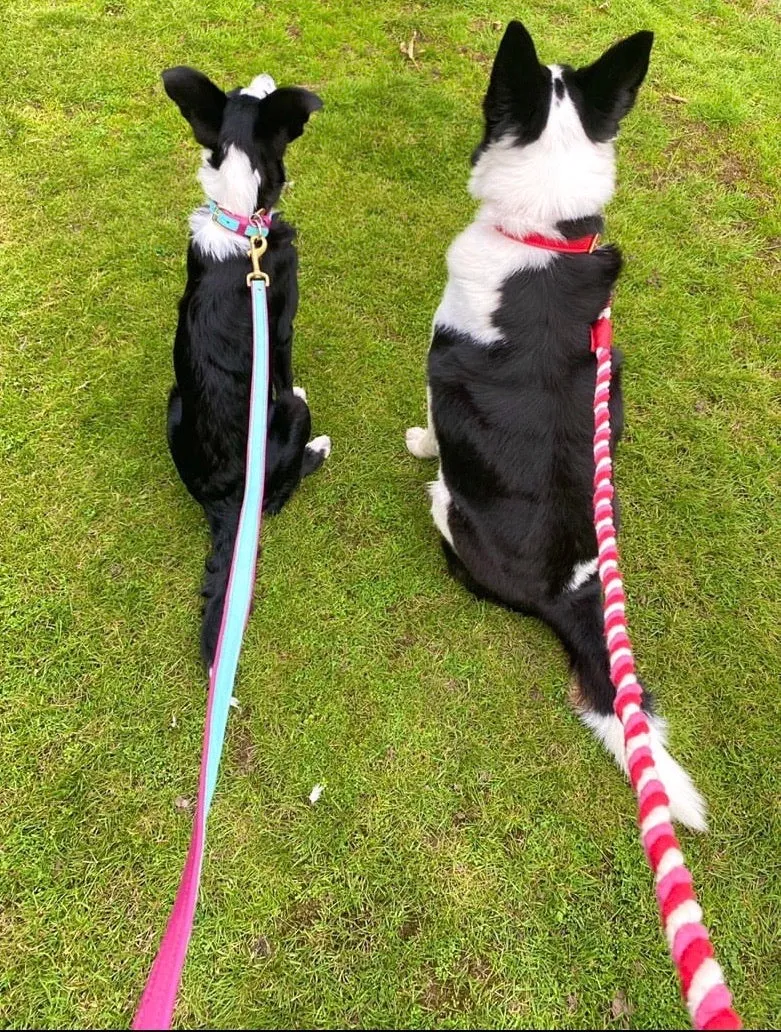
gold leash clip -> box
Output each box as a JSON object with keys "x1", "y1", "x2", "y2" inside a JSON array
[{"x1": 246, "y1": 233, "x2": 270, "y2": 287}]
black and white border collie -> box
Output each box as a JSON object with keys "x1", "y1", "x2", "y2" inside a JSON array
[
  {"x1": 406, "y1": 22, "x2": 706, "y2": 830},
  {"x1": 162, "y1": 68, "x2": 330, "y2": 669}
]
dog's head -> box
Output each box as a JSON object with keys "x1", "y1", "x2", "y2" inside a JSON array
[
  {"x1": 162, "y1": 67, "x2": 322, "y2": 213},
  {"x1": 470, "y1": 22, "x2": 653, "y2": 228}
]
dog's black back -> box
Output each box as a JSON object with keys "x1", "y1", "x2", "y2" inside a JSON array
[{"x1": 162, "y1": 69, "x2": 329, "y2": 667}]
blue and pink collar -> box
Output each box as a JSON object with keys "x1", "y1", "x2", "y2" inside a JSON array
[{"x1": 208, "y1": 200, "x2": 272, "y2": 238}]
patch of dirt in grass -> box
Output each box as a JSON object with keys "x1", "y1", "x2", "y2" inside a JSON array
[
  {"x1": 418, "y1": 966, "x2": 469, "y2": 1015},
  {"x1": 457, "y1": 45, "x2": 491, "y2": 65},
  {"x1": 608, "y1": 989, "x2": 635, "y2": 1027},
  {"x1": 648, "y1": 121, "x2": 773, "y2": 203},
  {"x1": 398, "y1": 913, "x2": 422, "y2": 939},
  {"x1": 229, "y1": 706, "x2": 258, "y2": 775},
  {"x1": 279, "y1": 897, "x2": 323, "y2": 936},
  {"x1": 468, "y1": 18, "x2": 503, "y2": 33}
]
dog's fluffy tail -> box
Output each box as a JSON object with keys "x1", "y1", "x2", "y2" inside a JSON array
[
  {"x1": 579, "y1": 708, "x2": 708, "y2": 832},
  {"x1": 544, "y1": 583, "x2": 707, "y2": 832},
  {"x1": 200, "y1": 498, "x2": 242, "y2": 670}
]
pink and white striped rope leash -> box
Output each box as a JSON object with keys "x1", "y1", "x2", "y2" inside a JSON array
[{"x1": 591, "y1": 306, "x2": 741, "y2": 1030}]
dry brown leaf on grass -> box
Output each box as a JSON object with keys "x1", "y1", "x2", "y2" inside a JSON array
[{"x1": 400, "y1": 29, "x2": 420, "y2": 68}]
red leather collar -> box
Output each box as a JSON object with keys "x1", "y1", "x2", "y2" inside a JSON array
[{"x1": 495, "y1": 228, "x2": 600, "y2": 253}]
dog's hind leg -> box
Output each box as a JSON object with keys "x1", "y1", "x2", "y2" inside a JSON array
[
  {"x1": 541, "y1": 582, "x2": 707, "y2": 831},
  {"x1": 291, "y1": 388, "x2": 330, "y2": 476},
  {"x1": 406, "y1": 385, "x2": 439, "y2": 458},
  {"x1": 263, "y1": 393, "x2": 318, "y2": 514},
  {"x1": 167, "y1": 385, "x2": 204, "y2": 501},
  {"x1": 302, "y1": 435, "x2": 331, "y2": 477}
]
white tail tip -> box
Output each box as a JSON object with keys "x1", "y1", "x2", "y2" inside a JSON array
[{"x1": 580, "y1": 711, "x2": 708, "y2": 833}]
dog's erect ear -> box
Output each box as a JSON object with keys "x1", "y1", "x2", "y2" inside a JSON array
[
  {"x1": 258, "y1": 87, "x2": 323, "y2": 150},
  {"x1": 484, "y1": 21, "x2": 550, "y2": 143},
  {"x1": 570, "y1": 32, "x2": 654, "y2": 139},
  {"x1": 162, "y1": 66, "x2": 227, "y2": 150}
]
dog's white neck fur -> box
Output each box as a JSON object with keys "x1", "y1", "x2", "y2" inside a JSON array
[
  {"x1": 435, "y1": 67, "x2": 616, "y2": 344},
  {"x1": 470, "y1": 65, "x2": 616, "y2": 238},
  {"x1": 190, "y1": 74, "x2": 277, "y2": 261}
]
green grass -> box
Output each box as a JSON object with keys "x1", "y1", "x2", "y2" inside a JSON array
[{"x1": 1, "y1": 0, "x2": 779, "y2": 1027}]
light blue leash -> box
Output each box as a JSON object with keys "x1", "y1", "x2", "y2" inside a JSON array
[{"x1": 134, "y1": 233, "x2": 270, "y2": 1029}]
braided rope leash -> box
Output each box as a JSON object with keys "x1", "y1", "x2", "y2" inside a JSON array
[{"x1": 591, "y1": 307, "x2": 741, "y2": 1030}]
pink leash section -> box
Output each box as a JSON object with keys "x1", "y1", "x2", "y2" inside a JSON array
[
  {"x1": 591, "y1": 307, "x2": 741, "y2": 1030},
  {"x1": 133, "y1": 272, "x2": 271, "y2": 1030}
]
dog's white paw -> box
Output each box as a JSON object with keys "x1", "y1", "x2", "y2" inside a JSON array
[
  {"x1": 405, "y1": 426, "x2": 438, "y2": 459},
  {"x1": 293, "y1": 386, "x2": 308, "y2": 402},
  {"x1": 308, "y1": 434, "x2": 331, "y2": 459}
]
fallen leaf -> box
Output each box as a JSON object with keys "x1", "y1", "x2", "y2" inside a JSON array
[
  {"x1": 174, "y1": 796, "x2": 191, "y2": 811},
  {"x1": 308, "y1": 783, "x2": 324, "y2": 804},
  {"x1": 665, "y1": 93, "x2": 689, "y2": 104},
  {"x1": 400, "y1": 30, "x2": 420, "y2": 68}
]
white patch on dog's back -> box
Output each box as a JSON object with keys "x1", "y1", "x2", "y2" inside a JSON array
[{"x1": 434, "y1": 220, "x2": 553, "y2": 344}]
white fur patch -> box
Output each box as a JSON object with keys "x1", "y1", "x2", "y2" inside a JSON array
[
  {"x1": 428, "y1": 472, "x2": 455, "y2": 548},
  {"x1": 406, "y1": 426, "x2": 439, "y2": 458},
  {"x1": 191, "y1": 144, "x2": 262, "y2": 261},
  {"x1": 307, "y1": 434, "x2": 331, "y2": 459},
  {"x1": 308, "y1": 783, "x2": 324, "y2": 804},
  {"x1": 469, "y1": 74, "x2": 616, "y2": 233},
  {"x1": 579, "y1": 711, "x2": 707, "y2": 832},
  {"x1": 567, "y1": 557, "x2": 599, "y2": 592},
  {"x1": 199, "y1": 144, "x2": 260, "y2": 215},
  {"x1": 241, "y1": 73, "x2": 276, "y2": 100},
  {"x1": 434, "y1": 220, "x2": 553, "y2": 343},
  {"x1": 293, "y1": 386, "x2": 307, "y2": 402}
]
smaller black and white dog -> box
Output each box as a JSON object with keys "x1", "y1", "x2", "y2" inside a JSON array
[
  {"x1": 162, "y1": 67, "x2": 330, "y2": 668},
  {"x1": 406, "y1": 23, "x2": 706, "y2": 829}
]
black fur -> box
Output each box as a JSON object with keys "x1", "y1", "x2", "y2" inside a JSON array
[
  {"x1": 429, "y1": 251, "x2": 625, "y2": 716},
  {"x1": 472, "y1": 21, "x2": 551, "y2": 164},
  {"x1": 162, "y1": 68, "x2": 327, "y2": 668},
  {"x1": 564, "y1": 31, "x2": 654, "y2": 142}
]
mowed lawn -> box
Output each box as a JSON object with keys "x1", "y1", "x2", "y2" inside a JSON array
[{"x1": 1, "y1": 0, "x2": 778, "y2": 1028}]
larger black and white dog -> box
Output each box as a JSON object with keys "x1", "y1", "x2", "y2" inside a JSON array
[
  {"x1": 406, "y1": 22, "x2": 706, "y2": 829},
  {"x1": 162, "y1": 68, "x2": 330, "y2": 668}
]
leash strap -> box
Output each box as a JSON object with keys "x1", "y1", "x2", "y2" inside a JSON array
[
  {"x1": 133, "y1": 279, "x2": 270, "y2": 1030},
  {"x1": 591, "y1": 309, "x2": 741, "y2": 1030}
]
